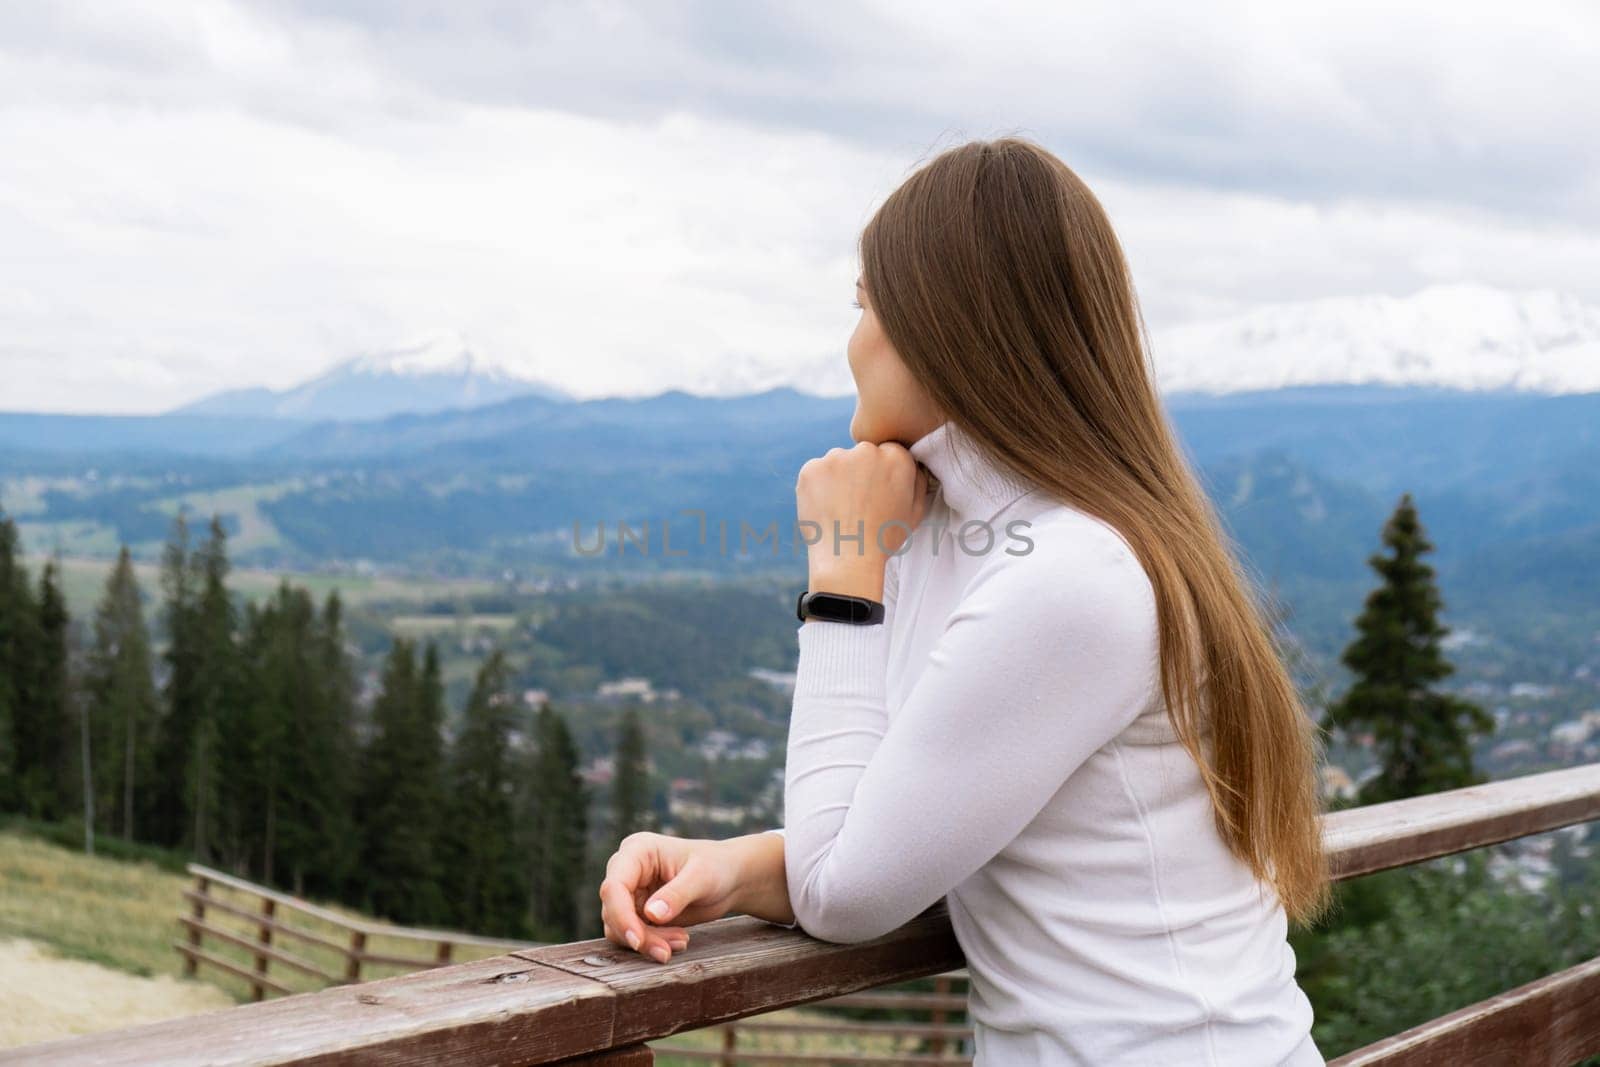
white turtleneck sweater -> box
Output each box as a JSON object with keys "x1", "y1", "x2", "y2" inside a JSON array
[{"x1": 766, "y1": 420, "x2": 1324, "y2": 1066}]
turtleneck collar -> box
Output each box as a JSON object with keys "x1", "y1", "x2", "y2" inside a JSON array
[{"x1": 908, "y1": 419, "x2": 1038, "y2": 521}]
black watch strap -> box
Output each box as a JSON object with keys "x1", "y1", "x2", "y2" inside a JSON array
[{"x1": 796, "y1": 590, "x2": 886, "y2": 625}]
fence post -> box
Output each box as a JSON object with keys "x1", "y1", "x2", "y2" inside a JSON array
[
  {"x1": 346, "y1": 929, "x2": 366, "y2": 984},
  {"x1": 435, "y1": 940, "x2": 453, "y2": 968},
  {"x1": 928, "y1": 973, "x2": 951, "y2": 1055},
  {"x1": 183, "y1": 873, "x2": 210, "y2": 978},
  {"x1": 252, "y1": 896, "x2": 277, "y2": 1001},
  {"x1": 719, "y1": 1022, "x2": 737, "y2": 1067}
]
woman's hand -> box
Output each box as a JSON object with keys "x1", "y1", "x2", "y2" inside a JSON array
[
  {"x1": 796, "y1": 441, "x2": 931, "y2": 601},
  {"x1": 598, "y1": 832, "x2": 742, "y2": 964}
]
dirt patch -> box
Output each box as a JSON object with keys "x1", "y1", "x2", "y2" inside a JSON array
[{"x1": 0, "y1": 936, "x2": 233, "y2": 1049}]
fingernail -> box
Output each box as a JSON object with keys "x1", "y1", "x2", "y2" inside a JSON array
[
  {"x1": 651, "y1": 945, "x2": 670, "y2": 963},
  {"x1": 647, "y1": 899, "x2": 669, "y2": 920},
  {"x1": 625, "y1": 930, "x2": 640, "y2": 950}
]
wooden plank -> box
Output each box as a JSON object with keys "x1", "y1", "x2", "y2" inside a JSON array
[
  {"x1": 9, "y1": 953, "x2": 610, "y2": 1066},
  {"x1": 253, "y1": 896, "x2": 278, "y2": 1002},
  {"x1": 356, "y1": 950, "x2": 444, "y2": 972},
  {"x1": 182, "y1": 874, "x2": 207, "y2": 978},
  {"x1": 737, "y1": 1020, "x2": 971, "y2": 1037},
  {"x1": 171, "y1": 942, "x2": 291, "y2": 998},
  {"x1": 1328, "y1": 954, "x2": 1600, "y2": 1065},
  {"x1": 1324, "y1": 762, "x2": 1600, "y2": 881},
  {"x1": 507, "y1": 901, "x2": 963, "y2": 1053},
  {"x1": 815, "y1": 992, "x2": 968, "y2": 1011},
  {"x1": 183, "y1": 890, "x2": 354, "y2": 958},
  {"x1": 650, "y1": 1050, "x2": 968, "y2": 1065},
  {"x1": 186, "y1": 864, "x2": 364, "y2": 933},
  {"x1": 556, "y1": 1047, "x2": 656, "y2": 1065},
  {"x1": 14, "y1": 764, "x2": 1600, "y2": 1066},
  {"x1": 175, "y1": 916, "x2": 339, "y2": 984},
  {"x1": 186, "y1": 863, "x2": 542, "y2": 951},
  {"x1": 723, "y1": 1020, "x2": 973, "y2": 1038}
]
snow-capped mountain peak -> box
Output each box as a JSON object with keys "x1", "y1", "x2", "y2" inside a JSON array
[
  {"x1": 175, "y1": 331, "x2": 568, "y2": 421},
  {"x1": 1152, "y1": 284, "x2": 1600, "y2": 396},
  {"x1": 347, "y1": 330, "x2": 509, "y2": 380}
]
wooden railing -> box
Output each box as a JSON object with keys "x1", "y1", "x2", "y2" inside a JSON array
[
  {"x1": 653, "y1": 969, "x2": 973, "y2": 1063},
  {"x1": 176, "y1": 863, "x2": 543, "y2": 1000},
  {"x1": 7, "y1": 761, "x2": 1600, "y2": 1065}
]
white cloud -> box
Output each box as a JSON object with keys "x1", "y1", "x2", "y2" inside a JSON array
[{"x1": 0, "y1": 0, "x2": 1595, "y2": 412}]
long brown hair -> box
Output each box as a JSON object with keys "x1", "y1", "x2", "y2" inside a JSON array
[{"x1": 860, "y1": 136, "x2": 1333, "y2": 928}]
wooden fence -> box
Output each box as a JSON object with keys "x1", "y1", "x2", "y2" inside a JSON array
[
  {"x1": 175, "y1": 863, "x2": 542, "y2": 1000},
  {"x1": 7, "y1": 760, "x2": 1600, "y2": 1065},
  {"x1": 652, "y1": 970, "x2": 973, "y2": 1063}
]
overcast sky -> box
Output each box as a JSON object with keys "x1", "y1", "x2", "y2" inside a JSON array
[{"x1": 2, "y1": 0, "x2": 1596, "y2": 413}]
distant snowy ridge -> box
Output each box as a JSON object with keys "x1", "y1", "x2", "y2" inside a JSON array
[
  {"x1": 347, "y1": 329, "x2": 514, "y2": 380},
  {"x1": 175, "y1": 330, "x2": 569, "y2": 421},
  {"x1": 1152, "y1": 284, "x2": 1600, "y2": 396}
]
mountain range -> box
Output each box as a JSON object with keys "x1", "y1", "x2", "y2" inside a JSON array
[
  {"x1": 1151, "y1": 284, "x2": 1600, "y2": 396},
  {"x1": 173, "y1": 331, "x2": 570, "y2": 421},
  {"x1": 158, "y1": 285, "x2": 1600, "y2": 425},
  {"x1": 2, "y1": 283, "x2": 1597, "y2": 636}
]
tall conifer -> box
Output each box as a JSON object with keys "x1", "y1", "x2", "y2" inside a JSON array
[
  {"x1": 0, "y1": 513, "x2": 37, "y2": 812},
  {"x1": 153, "y1": 514, "x2": 198, "y2": 847},
  {"x1": 84, "y1": 549, "x2": 160, "y2": 840},
  {"x1": 610, "y1": 707, "x2": 653, "y2": 848},
  {"x1": 358, "y1": 639, "x2": 449, "y2": 924},
  {"x1": 7, "y1": 560, "x2": 71, "y2": 818},
  {"x1": 524, "y1": 703, "x2": 588, "y2": 941},
  {"x1": 1321, "y1": 494, "x2": 1495, "y2": 804},
  {"x1": 442, "y1": 650, "x2": 529, "y2": 937}
]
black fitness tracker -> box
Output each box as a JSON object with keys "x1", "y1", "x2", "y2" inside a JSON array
[{"x1": 796, "y1": 590, "x2": 886, "y2": 625}]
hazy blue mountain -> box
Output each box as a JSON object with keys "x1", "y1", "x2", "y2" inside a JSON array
[
  {"x1": 174, "y1": 331, "x2": 571, "y2": 421},
  {"x1": 4, "y1": 382, "x2": 1598, "y2": 621},
  {"x1": 0, "y1": 412, "x2": 307, "y2": 458}
]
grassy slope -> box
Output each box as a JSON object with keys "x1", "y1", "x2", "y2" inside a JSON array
[
  {"x1": 0, "y1": 826, "x2": 957, "y2": 1061},
  {"x1": 0, "y1": 827, "x2": 517, "y2": 1004}
]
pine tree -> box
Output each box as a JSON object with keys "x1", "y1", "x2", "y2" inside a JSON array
[
  {"x1": 227, "y1": 600, "x2": 280, "y2": 878},
  {"x1": 310, "y1": 592, "x2": 360, "y2": 898},
  {"x1": 610, "y1": 706, "x2": 653, "y2": 849},
  {"x1": 357, "y1": 639, "x2": 449, "y2": 924},
  {"x1": 0, "y1": 513, "x2": 37, "y2": 812},
  {"x1": 1321, "y1": 493, "x2": 1495, "y2": 805},
  {"x1": 7, "y1": 559, "x2": 71, "y2": 819},
  {"x1": 442, "y1": 650, "x2": 529, "y2": 937},
  {"x1": 84, "y1": 548, "x2": 161, "y2": 840},
  {"x1": 187, "y1": 516, "x2": 239, "y2": 861},
  {"x1": 524, "y1": 702, "x2": 588, "y2": 941},
  {"x1": 237, "y1": 582, "x2": 342, "y2": 895},
  {"x1": 152, "y1": 513, "x2": 199, "y2": 848}
]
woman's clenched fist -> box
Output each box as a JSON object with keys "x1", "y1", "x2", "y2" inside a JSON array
[{"x1": 796, "y1": 441, "x2": 931, "y2": 601}]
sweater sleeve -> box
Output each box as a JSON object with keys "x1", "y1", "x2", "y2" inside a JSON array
[{"x1": 781, "y1": 526, "x2": 1160, "y2": 944}]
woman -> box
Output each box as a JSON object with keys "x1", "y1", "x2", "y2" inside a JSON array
[{"x1": 597, "y1": 136, "x2": 1332, "y2": 1065}]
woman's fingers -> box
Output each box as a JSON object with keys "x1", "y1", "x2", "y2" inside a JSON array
[
  {"x1": 603, "y1": 917, "x2": 689, "y2": 958},
  {"x1": 599, "y1": 837, "x2": 695, "y2": 963}
]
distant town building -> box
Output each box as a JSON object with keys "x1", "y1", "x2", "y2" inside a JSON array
[
  {"x1": 580, "y1": 756, "x2": 615, "y2": 787},
  {"x1": 598, "y1": 677, "x2": 656, "y2": 702},
  {"x1": 696, "y1": 729, "x2": 773, "y2": 761},
  {"x1": 1319, "y1": 764, "x2": 1358, "y2": 801},
  {"x1": 749, "y1": 667, "x2": 797, "y2": 692},
  {"x1": 665, "y1": 776, "x2": 748, "y2": 825},
  {"x1": 1490, "y1": 738, "x2": 1537, "y2": 763},
  {"x1": 1550, "y1": 720, "x2": 1593, "y2": 748}
]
